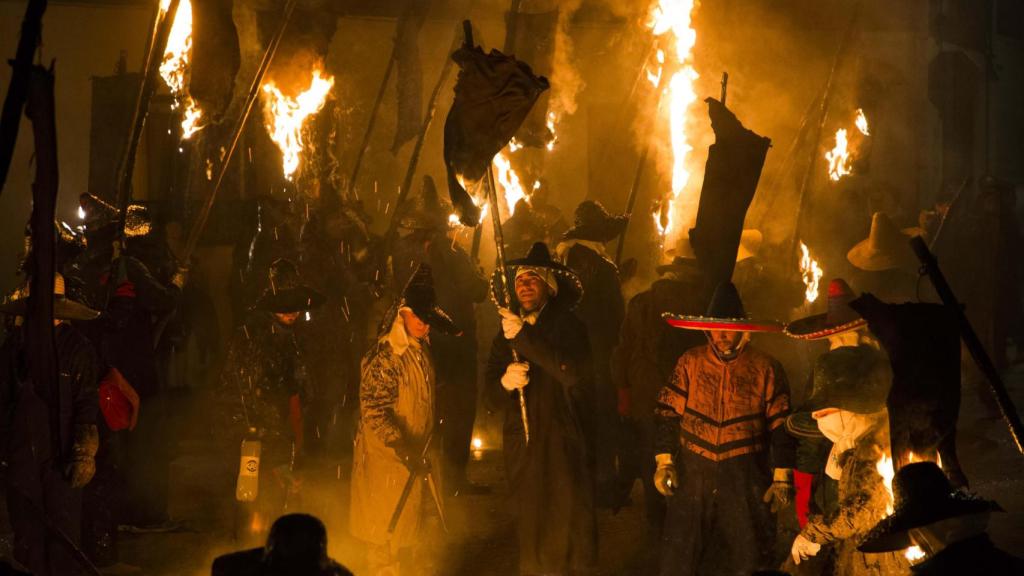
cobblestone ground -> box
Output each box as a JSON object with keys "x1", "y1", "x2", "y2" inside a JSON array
[{"x1": 2, "y1": 365, "x2": 1023, "y2": 575}]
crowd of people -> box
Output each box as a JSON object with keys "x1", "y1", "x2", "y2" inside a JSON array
[{"x1": 1, "y1": 170, "x2": 1022, "y2": 576}]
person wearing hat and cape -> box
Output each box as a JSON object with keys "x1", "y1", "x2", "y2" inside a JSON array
[
  {"x1": 784, "y1": 299, "x2": 909, "y2": 575},
  {"x1": 847, "y1": 211, "x2": 922, "y2": 302},
  {"x1": 392, "y1": 175, "x2": 489, "y2": 496},
  {"x1": 611, "y1": 235, "x2": 708, "y2": 563},
  {"x1": 0, "y1": 273, "x2": 101, "y2": 575},
  {"x1": 349, "y1": 263, "x2": 457, "y2": 575},
  {"x1": 858, "y1": 461, "x2": 1021, "y2": 575},
  {"x1": 654, "y1": 282, "x2": 794, "y2": 575},
  {"x1": 782, "y1": 279, "x2": 891, "y2": 572},
  {"x1": 484, "y1": 242, "x2": 597, "y2": 575},
  {"x1": 220, "y1": 258, "x2": 324, "y2": 537},
  {"x1": 555, "y1": 199, "x2": 629, "y2": 507}
]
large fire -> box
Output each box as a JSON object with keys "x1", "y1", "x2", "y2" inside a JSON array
[
  {"x1": 799, "y1": 241, "x2": 824, "y2": 303},
  {"x1": 493, "y1": 151, "x2": 527, "y2": 215},
  {"x1": 262, "y1": 68, "x2": 335, "y2": 180},
  {"x1": 159, "y1": 0, "x2": 204, "y2": 139},
  {"x1": 877, "y1": 454, "x2": 927, "y2": 562},
  {"x1": 647, "y1": 0, "x2": 700, "y2": 237}
]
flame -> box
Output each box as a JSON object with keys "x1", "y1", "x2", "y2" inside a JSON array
[
  {"x1": 799, "y1": 242, "x2": 825, "y2": 303},
  {"x1": 509, "y1": 138, "x2": 523, "y2": 153},
  {"x1": 546, "y1": 112, "x2": 558, "y2": 151},
  {"x1": 159, "y1": 0, "x2": 205, "y2": 138},
  {"x1": 262, "y1": 68, "x2": 335, "y2": 180},
  {"x1": 648, "y1": 0, "x2": 700, "y2": 237},
  {"x1": 877, "y1": 454, "x2": 929, "y2": 562},
  {"x1": 471, "y1": 437, "x2": 484, "y2": 450},
  {"x1": 825, "y1": 128, "x2": 852, "y2": 182},
  {"x1": 494, "y1": 150, "x2": 527, "y2": 215},
  {"x1": 855, "y1": 108, "x2": 870, "y2": 136},
  {"x1": 448, "y1": 213, "x2": 461, "y2": 226}
]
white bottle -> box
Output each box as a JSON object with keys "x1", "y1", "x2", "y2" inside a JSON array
[{"x1": 236, "y1": 436, "x2": 261, "y2": 502}]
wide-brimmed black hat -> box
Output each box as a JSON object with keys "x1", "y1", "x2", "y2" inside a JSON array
[
  {"x1": 253, "y1": 259, "x2": 324, "y2": 313},
  {"x1": 859, "y1": 462, "x2": 1003, "y2": 553},
  {"x1": 1, "y1": 273, "x2": 101, "y2": 321},
  {"x1": 663, "y1": 282, "x2": 783, "y2": 332},
  {"x1": 400, "y1": 263, "x2": 458, "y2": 335},
  {"x1": 786, "y1": 278, "x2": 868, "y2": 340},
  {"x1": 491, "y1": 242, "x2": 583, "y2": 310},
  {"x1": 398, "y1": 176, "x2": 453, "y2": 231},
  {"x1": 562, "y1": 200, "x2": 628, "y2": 243},
  {"x1": 78, "y1": 193, "x2": 152, "y2": 237}
]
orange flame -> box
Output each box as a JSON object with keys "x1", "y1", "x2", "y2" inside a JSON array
[
  {"x1": 494, "y1": 150, "x2": 527, "y2": 215},
  {"x1": 825, "y1": 128, "x2": 852, "y2": 182},
  {"x1": 877, "y1": 454, "x2": 928, "y2": 562},
  {"x1": 159, "y1": 0, "x2": 204, "y2": 139},
  {"x1": 799, "y1": 242, "x2": 824, "y2": 303},
  {"x1": 262, "y1": 68, "x2": 335, "y2": 180},
  {"x1": 647, "y1": 0, "x2": 700, "y2": 237},
  {"x1": 546, "y1": 112, "x2": 559, "y2": 151},
  {"x1": 855, "y1": 108, "x2": 870, "y2": 136}
]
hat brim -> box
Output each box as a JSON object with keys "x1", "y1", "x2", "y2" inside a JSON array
[
  {"x1": 785, "y1": 314, "x2": 868, "y2": 340},
  {"x1": 785, "y1": 411, "x2": 824, "y2": 439},
  {"x1": 859, "y1": 498, "x2": 1003, "y2": 553},
  {"x1": 563, "y1": 215, "x2": 629, "y2": 243},
  {"x1": 490, "y1": 263, "x2": 583, "y2": 311},
  {"x1": 662, "y1": 313, "x2": 783, "y2": 333},
  {"x1": 413, "y1": 304, "x2": 459, "y2": 336},
  {"x1": 1, "y1": 297, "x2": 101, "y2": 321},
  {"x1": 846, "y1": 227, "x2": 920, "y2": 271},
  {"x1": 254, "y1": 287, "x2": 325, "y2": 313}
]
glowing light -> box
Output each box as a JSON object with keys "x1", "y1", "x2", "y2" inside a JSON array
[
  {"x1": 546, "y1": 112, "x2": 558, "y2": 151},
  {"x1": 77, "y1": 206, "x2": 86, "y2": 220},
  {"x1": 159, "y1": 0, "x2": 205, "y2": 138},
  {"x1": 877, "y1": 454, "x2": 929, "y2": 562},
  {"x1": 262, "y1": 68, "x2": 335, "y2": 180},
  {"x1": 448, "y1": 213, "x2": 461, "y2": 226},
  {"x1": 855, "y1": 108, "x2": 870, "y2": 136},
  {"x1": 471, "y1": 437, "x2": 483, "y2": 450},
  {"x1": 905, "y1": 546, "x2": 926, "y2": 562},
  {"x1": 304, "y1": 311, "x2": 311, "y2": 322},
  {"x1": 799, "y1": 242, "x2": 825, "y2": 304},
  {"x1": 826, "y1": 128, "x2": 852, "y2": 182},
  {"x1": 647, "y1": 0, "x2": 700, "y2": 236},
  {"x1": 493, "y1": 150, "x2": 527, "y2": 215},
  {"x1": 509, "y1": 138, "x2": 523, "y2": 153}
]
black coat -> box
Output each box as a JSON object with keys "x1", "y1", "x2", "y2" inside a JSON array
[
  {"x1": 211, "y1": 547, "x2": 353, "y2": 576},
  {"x1": 484, "y1": 299, "x2": 597, "y2": 574},
  {"x1": 911, "y1": 534, "x2": 1024, "y2": 576}
]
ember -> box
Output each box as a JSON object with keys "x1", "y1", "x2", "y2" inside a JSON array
[{"x1": 262, "y1": 68, "x2": 335, "y2": 180}]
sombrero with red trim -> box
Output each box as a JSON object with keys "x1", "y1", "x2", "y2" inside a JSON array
[
  {"x1": 785, "y1": 278, "x2": 868, "y2": 340},
  {"x1": 663, "y1": 282, "x2": 783, "y2": 332}
]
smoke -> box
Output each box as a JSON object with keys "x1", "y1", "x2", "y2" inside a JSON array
[{"x1": 548, "y1": 0, "x2": 584, "y2": 118}]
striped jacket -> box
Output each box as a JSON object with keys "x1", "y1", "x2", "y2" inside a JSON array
[{"x1": 655, "y1": 344, "x2": 791, "y2": 462}]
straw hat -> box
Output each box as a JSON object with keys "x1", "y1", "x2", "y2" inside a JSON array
[
  {"x1": 847, "y1": 212, "x2": 921, "y2": 271},
  {"x1": 663, "y1": 282, "x2": 783, "y2": 333},
  {"x1": 1, "y1": 273, "x2": 101, "y2": 321},
  {"x1": 785, "y1": 279, "x2": 868, "y2": 340}
]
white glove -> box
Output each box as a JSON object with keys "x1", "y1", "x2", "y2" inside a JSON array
[
  {"x1": 653, "y1": 453, "x2": 677, "y2": 496},
  {"x1": 501, "y1": 362, "x2": 530, "y2": 391},
  {"x1": 498, "y1": 307, "x2": 525, "y2": 340},
  {"x1": 790, "y1": 534, "x2": 822, "y2": 565}
]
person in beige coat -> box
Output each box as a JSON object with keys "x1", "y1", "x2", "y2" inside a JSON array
[{"x1": 350, "y1": 264, "x2": 457, "y2": 575}]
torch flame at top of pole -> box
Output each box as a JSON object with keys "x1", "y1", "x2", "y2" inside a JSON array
[
  {"x1": 262, "y1": 68, "x2": 335, "y2": 180},
  {"x1": 799, "y1": 241, "x2": 824, "y2": 303},
  {"x1": 160, "y1": 0, "x2": 205, "y2": 139}
]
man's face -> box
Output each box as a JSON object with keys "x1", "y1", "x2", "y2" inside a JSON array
[
  {"x1": 400, "y1": 308, "x2": 431, "y2": 339},
  {"x1": 274, "y1": 311, "x2": 300, "y2": 326},
  {"x1": 708, "y1": 329, "x2": 744, "y2": 357},
  {"x1": 515, "y1": 272, "x2": 549, "y2": 312}
]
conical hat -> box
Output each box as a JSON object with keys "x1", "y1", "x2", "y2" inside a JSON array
[
  {"x1": 847, "y1": 212, "x2": 919, "y2": 271},
  {"x1": 399, "y1": 263, "x2": 458, "y2": 335}
]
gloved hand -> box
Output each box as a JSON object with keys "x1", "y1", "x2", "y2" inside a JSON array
[
  {"x1": 498, "y1": 307, "x2": 525, "y2": 340},
  {"x1": 66, "y1": 424, "x2": 99, "y2": 488},
  {"x1": 171, "y1": 266, "x2": 189, "y2": 289},
  {"x1": 653, "y1": 453, "x2": 677, "y2": 496},
  {"x1": 501, "y1": 362, "x2": 530, "y2": 391},
  {"x1": 790, "y1": 534, "x2": 821, "y2": 565},
  {"x1": 763, "y1": 468, "x2": 795, "y2": 513}
]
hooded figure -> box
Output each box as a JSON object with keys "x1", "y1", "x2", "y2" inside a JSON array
[
  {"x1": 611, "y1": 236, "x2": 709, "y2": 551},
  {"x1": 0, "y1": 274, "x2": 100, "y2": 575},
  {"x1": 785, "y1": 329, "x2": 909, "y2": 576},
  {"x1": 555, "y1": 200, "x2": 628, "y2": 506},
  {"x1": 392, "y1": 176, "x2": 489, "y2": 494},
  {"x1": 484, "y1": 242, "x2": 597, "y2": 574},
  {"x1": 654, "y1": 282, "x2": 792, "y2": 575},
  {"x1": 220, "y1": 259, "x2": 324, "y2": 536},
  {"x1": 212, "y1": 513, "x2": 353, "y2": 576},
  {"x1": 859, "y1": 462, "x2": 1019, "y2": 575},
  {"x1": 350, "y1": 263, "x2": 456, "y2": 575}
]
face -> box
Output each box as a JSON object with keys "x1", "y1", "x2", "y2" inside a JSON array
[
  {"x1": 515, "y1": 272, "x2": 550, "y2": 312},
  {"x1": 274, "y1": 312, "x2": 300, "y2": 326},
  {"x1": 400, "y1": 308, "x2": 430, "y2": 339},
  {"x1": 708, "y1": 330, "x2": 744, "y2": 357}
]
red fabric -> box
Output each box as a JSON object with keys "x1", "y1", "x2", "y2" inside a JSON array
[
  {"x1": 99, "y1": 272, "x2": 137, "y2": 298},
  {"x1": 794, "y1": 469, "x2": 814, "y2": 528},
  {"x1": 617, "y1": 387, "x2": 632, "y2": 417},
  {"x1": 99, "y1": 367, "x2": 139, "y2": 431},
  {"x1": 288, "y1": 394, "x2": 304, "y2": 452}
]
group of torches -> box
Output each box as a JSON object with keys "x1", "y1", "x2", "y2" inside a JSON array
[{"x1": 158, "y1": 0, "x2": 334, "y2": 180}]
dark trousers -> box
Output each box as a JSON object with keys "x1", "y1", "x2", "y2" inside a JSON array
[
  {"x1": 436, "y1": 342, "x2": 478, "y2": 489},
  {"x1": 660, "y1": 452, "x2": 774, "y2": 576},
  {"x1": 122, "y1": 395, "x2": 169, "y2": 525},
  {"x1": 82, "y1": 426, "x2": 121, "y2": 566}
]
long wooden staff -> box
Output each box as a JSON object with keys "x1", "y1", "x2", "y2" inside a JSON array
[{"x1": 0, "y1": 0, "x2": 48, "y2": 193}]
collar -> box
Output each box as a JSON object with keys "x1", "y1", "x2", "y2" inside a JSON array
[
  {"x1": 384, "y1": 307, "x2": 423, "y2": 356},
  {"x1": 555, "y1": 239, "x2": 608, "y2": 261},
  {"x1": 521, "y1": 302, "x2": 547, "y2": 326}
]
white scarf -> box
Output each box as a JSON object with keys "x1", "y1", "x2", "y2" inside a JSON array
[
  {"x1": 816, "y1": 409, "x2": 887, "y2": 480},
  {"x1": 384, "y1": 307, "x2": 423, "y2": 356}
]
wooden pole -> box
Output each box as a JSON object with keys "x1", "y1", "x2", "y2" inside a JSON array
[{"x1": 0, "y1": 0, "x2": 48, "y2": 194}]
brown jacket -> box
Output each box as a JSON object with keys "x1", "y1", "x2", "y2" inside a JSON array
[{"x1": 655, "y1": 344, "x2": 790, "y2": 461}]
